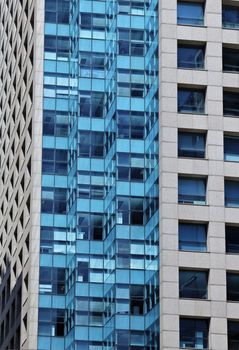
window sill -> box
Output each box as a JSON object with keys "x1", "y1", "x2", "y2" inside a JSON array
[
  {"x1": 179, "y1": 249, "x2": 208, "y2": 254},
  {"x1": 178, "y1": 111, "x2": 207, "y2": 116},
  {"x1": 177, "y1": 23, "x2": 207, "y2": 29},
  {"x1": 224, "y1": 114, "x2": 239, "y2": 118},
  {"x1": 222, "y1": 26, "x2": 239, "y2": 31},
  {"x1": 178, "y1": 67, "x2": 207, "y2": 72},
  {"x1": 223, "y1": 70, "x2": 239, "y2": 74},
  {"x1": 178, "y1": 156, "x2": 207, "y2": 160},
  {"x1": 178, "y1": 202, "x2": 208, "y2": 207}
]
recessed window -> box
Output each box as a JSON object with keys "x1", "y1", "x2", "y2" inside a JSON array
[
  {"x1": 179, "y1": 222, "x2": 207, "y2": 252},
  {"x1": 178, "y1": 176, "x2": 207, "y2": 205},
  {"x1": 224, "y1": 135, "x2": 239, "y2": 161},
  {"x1": 222, "y1": 5, "x2": 239, "y2": 29},
  {"x1": 179, "y1": 270, "x2": 208, "y2": 299},
  {"x1": 178, "y1": 131, "x2": 206, "y2": 158},
  {"x1": 178, "y1": 88, "x2": 206, "y2": 114},
  {"x1": 226, "y1": 225, "x2": 239, "y2": 254},
  {"x1": 177, "y1": 1, "x2": 204, "y2": 26},
  {"x1": 227, "y1": 273, "x2": 239, "y2": 301},
  {"x1": 180, "y1": 317, "x2": 209, "y2": 349},
  {"x1": 225, "y1": 180, "x2": 239, "y2": 207},
  {"x1": 228, "y1": 320, "x2": 239, "y2": 349},
  {"x1": 224, "y1": 91, "x2": 239, "y2": 117},
  {"x1": 178, "y1": 44, "x2": 205, "y2": 69},
  {"x1": 223, "y1": 47, "x2": 239, "y2": 73}
]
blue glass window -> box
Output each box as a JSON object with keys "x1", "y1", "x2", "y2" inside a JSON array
[
  {"x1": 227, "y1": 273, "x2": 239, "y2": 301},
  {"x1": 226, "y1": 225, "x2": 239, "y2": 254},
  {"x1": 224, "y1": 91, "x2": 239, "y2": 117},
  {"x1": 177, "y1": 2, "x2": 204, "y2": 26},
  {"x1": 178, "y1": 44, "x2": 205, "y2": 69},
  {"x1": 38, "y1": 308, "x2": 64, "y2": 336},
  {"x1": 41, "y1": 187, "x2": 67, "y2": 214},
  {"x1": 39, "y1": 267, "x2": 65, "y2": 294},
  {"x1": 180, "y1": 318, "x2": 209, "y2": 349},
  {"x1": 43, "y1": 111, "x2": 68, "y2": 137},
  {"x1": 225, "y1": 180, "x2": 239, "y2": 207},
  {"x1": 42, "y1": 148, "x2": 68, "y2": 175},
  {"x1": 178, "y1": 88, "x2": 205, "y2": 114},
  {"x1": 223, "y1": 47, "x2": 239, "y2": 72},
  {"x1": 224, "y1": 135, "x2": 239, "y2": 161},
  {"x1": 179, "y1": 270, "x2": 208, "y2": 299},
  {"x1": 178, "y1": 132, "x2": 206, "y2": 158},
  {"x1": 178, "y1": 177, "x2": 206, "y2": 205},
  {"x1": 228, "y1": 321, "x2": 239, "y2": 349},
  {"x1": 222, "y1": 6, "x2": 239, "y2": 29},
  {"x1": 179, "y1": 222, "x2": 207, "y2": 252}
]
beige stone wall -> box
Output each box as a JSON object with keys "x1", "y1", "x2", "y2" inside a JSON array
[{"x1": 159, "y1": 0, "x2": 239, "y2": 349}]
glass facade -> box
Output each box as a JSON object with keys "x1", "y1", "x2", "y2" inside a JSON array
[{"x1": 38, "y1": 0, "x2": 159, "y2": 349}]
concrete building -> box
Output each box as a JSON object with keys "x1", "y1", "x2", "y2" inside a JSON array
[{"x1": 0, "y1": 0, "x2": 239, "y2": 349}]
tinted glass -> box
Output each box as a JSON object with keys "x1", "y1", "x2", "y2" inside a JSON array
[
  {"x1": 180, "y1": 318, "x2": 209, "y2": 349},
  {"x1": 179, "y1": 270, "x2": 208, "y2": 299},
  {"x1": 222, "y1": 6, "x2": 239, "y2": 29},
  {"x1": 178, "y1": 45, "x2": 205, "y2": 69},
  {"x1": 178, "y1": 177, "x2": 206, "y2": 205},
  {"x1": 226, "y1": 226, "x2": 239, "y2": 254},
  {"x1": 179, "y1": 223, "x2": 207, "y2": 252},
  {"x1": 228, "y1": 321, "x2": 239, "y2": 350},
  {"x1": 224, "y1": 91, "x2": 239, "y2": 117},
  {"x1": 225, "y1": 180, "x2": 239, "y2": 207},
  {"x1": 178, "y1": 132, "x2": 205, "y2": 158},
  {"x1": 178, "y1": 2, "x2": 204, "y2": 26},
  {"x1": 223, "y1": 47, "x2": 239, "y2": 72},
  {"x1": 224, "y1": 136, "x2": 239, "y2": 161},
  {"x1": 227, "y1": 273, "x2": 239, "y2": 301},
  {"x1": 178, "y1": 89, "x2": 205, "y2": 114}
]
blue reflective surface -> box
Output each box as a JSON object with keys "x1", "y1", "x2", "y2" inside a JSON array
[
  {"x1": 178, "y1": 132, "x2": 205, "y2": 158},
  {"x1": 177, "y1": 2, "x2": 204, "y2": 26},
  {"x1": 178, "y1": 88, "x2": 205, "y2": 114},
  {"x1": 178, "y1": 45, "x2": 205, "y2": 69},
  {"x1": 222, "y1": 6, "x2": 239, "y2": 29},
  {"x1": 178, "y1": 177, "x2": 206, "y2": 205},
  {"x1": 179, "y1": 223, "x2": 207, "y2": 252}
]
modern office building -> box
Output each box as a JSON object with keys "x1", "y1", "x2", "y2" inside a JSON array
[{"x1": 1, "y1": 0, "x2": 239, "y2": 349}]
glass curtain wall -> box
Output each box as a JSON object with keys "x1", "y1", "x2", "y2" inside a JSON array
[{"x1": 39, "y1": 0, "x2": 159, "y2": 349}]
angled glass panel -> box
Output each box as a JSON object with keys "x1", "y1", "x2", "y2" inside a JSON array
[
  {"x1": 222, "y1": 6, "x2": 239, "y2": 29},
  {"x1": 180, "y1": 318, "x2": 209, "y2": 349},
  {"x1": 178, "y1": 132, "x2": 205, "y2": 158},
  {"x1": 223, "y1": 47, "x2": 239, "y2": 72},
  {"x1": 225, "y1": 180, "x2": 239, "y2": 207},
  {"x1": 177, "y1": 2, "x2": 204, "y2": 26},
  {"x1": 179, "y1": 222, "x2": 207, "y2": 252},
  {"x1": 178, "y1": 88, "x2": 205, "y2": 114},
  {"x1": 178, "y1": 177, "x2": 206, "y2": 205},
  {"x1": 224, "y1": 91, "x2": 239, "y2": 117},
  {"x1": 178, "y1": 44, "x2": 205, "y2": 69},
  {"x1": 179, "y1": 270, "x2": 208, "y2": 299},
  {"x1": 226, "y1": 225, "x2": 239, "y2": 254},
  {"x1": 224, "y1": 135, "x2": 239, "y2": 161}
]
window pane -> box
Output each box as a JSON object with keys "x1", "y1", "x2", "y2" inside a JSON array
[
  {"x1": 178, "y1": 177, "x2": 206, "y2": 205},
  {"x1": 179, "y1": 270, "x2": 208, "y2": 299},
  {"x1": 178, "y1": 88, "x2": 205, "y2": 114},
  {"x1": 222, "y1": 6, "x2": 239, "y2": 29},
  {"x1": 227, "y1": 273, "x2": 239, "y2": 301},
  {"x1": 224, "y1": 91, "x2": 239, "y2": 117},
  {"x1": 178, "y1": 132, "x2": 205, "y2": 158},
  {"x1": 226, "y1": 226, "x2": 239, "y2": 254},
  {"x1": 224, "y1": 136, "x2": 239, "y2": 161},
  {"x1": 177, "y1": 2, "x2": 204, "y2": 26},
  {"x1": 225, "y1": 180, "x2": 239, "y2": 207},
  {"x1": 178, "y1": 45, "x2": 205, "y2": 69},
  {"x1": 179, "y1": 223, "x2": 207, "y2": 252},
  {"x1": 228, "y1": 321, "x2": 239, "y2": 350},
  {"x1": 223, "y1": 47, "x2": 239, "y2": 73},
  {"x1": 180, "y1": 318, "x2": 209, "y2": 349}
]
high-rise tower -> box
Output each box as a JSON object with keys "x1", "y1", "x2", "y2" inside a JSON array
[{"x1": 1, "y1": 0, "x2": 239, "y2": 350}]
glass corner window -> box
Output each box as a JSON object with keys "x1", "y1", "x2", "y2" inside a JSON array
[
  {"x1": 177, "y1": 1, "x2": 204, "y2": 26},
  {"x1": 222, "y1": 5, "x2": 239, "y2": 30},
  {"x1": 178, "y1": 176, "x2": 206, "y2": 205},
  {"x1": 178, "y1": 88, "x2": 206, "y2": 114},
  {"x1": 178, "y1": 44, "x2": 205, "y2": 69}
]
